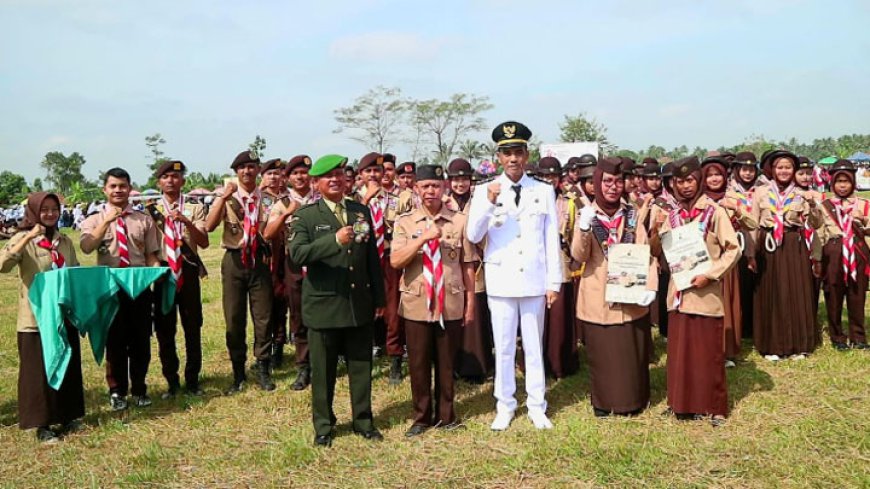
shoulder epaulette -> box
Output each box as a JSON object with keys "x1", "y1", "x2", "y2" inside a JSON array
[{"x1": 531, "y1": 175, "x2": 550, "y2": 185}]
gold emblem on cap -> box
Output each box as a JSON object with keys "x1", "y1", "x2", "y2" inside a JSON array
[
  {"x1": 173, "y1": 162, "x2": 182, "y2": 170},
  {"x1": 435, "y1": 167, "x2": 443, "y2": 176},
  {"x1": 249, "y1": 151, "x2": 258, "y2": 161},
  {"x1": 304, "y1": 157, "x2": 312, "y2": 166},
  {"x1": 503, "y1": 124, "x2": 516, "y2": 139}
]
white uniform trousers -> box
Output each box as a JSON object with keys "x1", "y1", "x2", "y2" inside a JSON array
[{"x1": 487, "y1": 295, "x2": 547, "y2": 415}]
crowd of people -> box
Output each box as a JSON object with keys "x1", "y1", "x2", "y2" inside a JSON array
[{"x1": 2, "y1": 120, "x2": 867, "y2": 446}]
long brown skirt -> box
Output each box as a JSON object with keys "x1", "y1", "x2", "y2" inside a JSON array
[
  {"x1": 667, "y1": 312, "x2": 728, "y2": 417},
  {"x1": 17, "y1": 326, "x2": 85, "y2": 429},
  {"x1": 454, "y1": 292, "x2": 494, "y2": 379},
  {"x1": 582, "y1": 318, "x2": 651, "y2": 414},
  {"x1": 738, "y1": 255, "x2": 756, "y2": 339},
  {"x1": 543, "y1": 282, "x2": 579, "y2": 378},
  {"x1": 753, "y1": 229, "x2": 820, "y2": 356},
  {"x1": 722, "y1": 267, "x2": 742, "y2": 359}
]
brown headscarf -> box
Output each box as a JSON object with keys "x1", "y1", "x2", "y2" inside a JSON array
[
  {"x1": 701, "y1": 161, "x2": 727, "y2": 202},
  {"x1": 20, "y1": 192, "x2": 61, "y2": 238},
  {"x1": 594, "y1": 157, "x2": 624, "y2": 216}
]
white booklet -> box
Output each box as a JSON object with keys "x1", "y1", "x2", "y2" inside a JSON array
[
  {"x1": 605, "y1": 244, "x2": 651, "y2": 305},
  {"x1": 661, "y1": 224, "x2": 712, "y2": 291}
]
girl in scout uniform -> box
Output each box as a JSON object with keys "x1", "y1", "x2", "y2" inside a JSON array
[
  {"x1": 391, "y1": 165, "x2": 476, "y2": 437},
  {"x1": 818, "y1": 160, "x2": 870, "y2": 350},
  {"x1": 752, "y1": 150, "x2": 823, "y2": 361},
  {"x1": 572, "y1": 157, "x2": 657, "y2": 416},
  {"x1": 728, "y1": 152, "x2": 763, "y2": 340},
  {"x1": 1, "y1": 192, "x2": 83, "y2": 443},
  {"x1": 651, "y1": 156, "x2": 740, "y2": 426}
]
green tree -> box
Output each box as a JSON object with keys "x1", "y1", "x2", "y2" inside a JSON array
[
  {"x1": 334, "y1": 86, "x2": 408, "y2": 153},
  {"x1": 144, "y1": 133, "x2": 169, "y2": 189},
  {"x1": 248, "y1": 135, "x2": 267, "y2": 158},
  {"x1": 0, "y1": 171, "x2": 30, "y2": 205},
  {"x1": 409, "y1": 93, "x2": 493, "y2": 166},
  {"x1": 613, "y1": 149, "x2": 639, "y2": 160},
  {"x1": 40, "y1": 151, "x2": 86, "y2": 195},
  {"x1": 643, "y1": 145, "x2": 668, "y2": 159},
  {"x1": 457, "y1": 140, "x2": 486, "y2": 162},
  {"x1": 66, "y1": 180, "x2": 104, "y2": 205},
  {"x1": 558, "y1": 113, "x2": 616, "y2": 153},
  {"x1": 31, "y1": 178, "x2": 43, "y2": 192}
]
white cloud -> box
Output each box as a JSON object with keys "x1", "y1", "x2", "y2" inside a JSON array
[{"x1": 329, "y1": 31, "x2": 444, "y2": 62}]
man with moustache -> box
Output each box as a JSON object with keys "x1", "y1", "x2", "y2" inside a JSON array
[
  {"x1": 466, "y1": 121, "x2": 562, "y2": 430},
  {"x1": 205, "y1": 150, "x2": 275, "y2": 393},
  {"x1": 289, "y1": 154, "x2": 386, "y2": 447}
]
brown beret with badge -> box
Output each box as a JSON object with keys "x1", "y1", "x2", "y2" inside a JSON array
[
  {"x1": 734, "y1": 151, "x2": 758, "y2": 167},
  {"x1": 598, "y1": 156, "x2": 623, "y2": 175},
  {"x1": 154, "y1": 160, "x2": 186, "y2": 178},
  {"x1": 673, "y1": 156, "x2": 701, "y2": 179},
  {"x1": 397, "y1": 161, "x2": 417, "y2": 176},
  {"x1": 260, "y1": 158, "x2": 285, "y2": 174},
  {"x1": 447, "y1": 158, "x2": 473, "y2": 177},
  {"x1": 358, "y1": 152, "x2": 384, "y2": 171},
  {"x1": 286, "y1": 154, "x2": 312, "y2": 173},
  {"x1": 231, "y1": 150, "x2": 261, "y2": 170},
  {"x1": 537, "y1": 156, "x2": 562, "y2": 175}
]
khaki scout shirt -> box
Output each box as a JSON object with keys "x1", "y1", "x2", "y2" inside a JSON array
[
  {"x1": 220, "y1": 188, "x2": 269, "y2": 250},
  {"x1": 392, "y1": 207, "x2": 475, "y2": 322},
  {"x1": 80, "y1": 205, "x2": 161, "y2": 267},
  {"x1": 752, "y1": 183, "x2": 822, "y2": 231},
  {"x1": 556, "y1": 194, "x2": 581, "y2": 282},
  {"x1": 154, "y1": 199, "x2": 207, "y2": 257},
  {"x1": 817, "y1": 196, "x2": 870, "y2": 252},
  {"x1": 0, "y1": 232, "x2": 80, "y2": 332},
  {"x1": 571, "y1": 202, "x2": 658, "y2": 325},
  {"x1": 656, "y1": 195, "x2": 740, "y2": 317}
]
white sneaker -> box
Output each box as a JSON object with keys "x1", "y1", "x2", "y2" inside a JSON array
[
  {"x1": 490, "y1": 411, "x2": 515, "y2": 431},
  {"x1": 791, "y1": 353, "x2": 806, "y2": 360},
  {"x1": 528, "y1": 411, "x2": 553, "y2": 430},
  {"x1": 764, "y1": 354, "x2": 781, "y2": 362},
  {"x1": 724, "y1": 359, "x2": 736, "y2": 368}
]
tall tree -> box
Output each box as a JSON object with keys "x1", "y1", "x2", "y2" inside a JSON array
[
  {"x1": 0, "y1": 171, "x2": 30, "y2": 205},
  {"x1": 40, "y1": 151, "x2": 86, "y2": 195},
  {"x1": 248, "y1": 135, "x2": 267, "y2": 158},
  {"x1": 334, "y1": 86, "x2": 408, "y2": 153},
  {"x1": 409, "y1": 93, "x2": 493, "y2": 166},
  {"x1": 558, "y1": 113, "x2": 616, "y2": 153},
  {"x1": 457, "y1": 140, "x2": 486, "y2": 162},
  {"x1": 31, "y1": 178, "x2": 43, "y2": 192},
  {"x1": 143, "y1": 133, "x2": 169, "y2": 189}
]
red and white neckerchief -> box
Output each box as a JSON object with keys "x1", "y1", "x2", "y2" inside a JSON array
[
  {"x1": 421, "y1": 219, "x2": 445, "y2": 327},
  {"x1": 161, "y1": 194, "x2": 185, "y2": 289},
  {"x1": 832, "y1": 197, "x2": 858, "y2": 283},
  {"x1": 596, "y1": 210, "x2": 624, "y2": 246},
  {"x1": 767, "y1": 183, "x2": 796, "y2": 248},
  {"x1": 114, "y1": 208, "x2": 131, "y2": 268},
  {"x1": 369, "y1": 193, "x2": 386, "y2": 263},
  {"x1": 235, "y1": 188, "x2": 261, "y2": 268},
  {"x1": 35, "y1": 234, "x2": 65, "y2": 269}
]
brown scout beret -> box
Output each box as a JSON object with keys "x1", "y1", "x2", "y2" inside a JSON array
[
  {"x1": 286, "y1": 155, "x2": 312, "y2": 173},
  {"x1": 673, "y1": 156, "x2": 701, "y2": 179},
  {"x1": 416, "y1": 164, "x2": 444, "y2": 181},
  {"x1": 598, "y1": 156, "x2": 623, "y2": 175},
  {"x1": 447, "y1": 158, "x2": 473, "y2": 177},
  {"x1": 154, "y1": 160, "x2": 186, "y2": 178},
  {"x1": 397, "y1": 161, "x2": 417, "y2": 175},
  {"x1": 231, "y1": 150, "x2": 261, "y2": 170},
  {"x1": 358, "y1": 152, "x2": 384, "y2": 171},
  {"x1": 382, "y1": 153, "x2": 397, "y2": 164},
  {"x1": 260, "y1": 158, "x2": 284, "y2": 174},
  {"x1": 734, "y1": 151, "x2": 758, "y2": 166},
  {"x1": 537, "y1": 156, "x2": 562, "y2": 175}
]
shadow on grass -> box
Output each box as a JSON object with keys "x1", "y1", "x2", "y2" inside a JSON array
[{"x1": 726, "y1": 359, "x2": 774, "y2": 411}]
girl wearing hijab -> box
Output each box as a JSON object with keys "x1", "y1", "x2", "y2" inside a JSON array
[
  {"x1": 795, "y1": 157, "x2": 825, "y2": 329},
  {"x1": 0, "y1": 192, "x2": 83, "y2": 443},
  {"x1": 572, "y1": 157, "x2": 657, "y2": 416},
  {"x1": 647, "y1": 162, "x2": 678, "y2": 339},
  {"x1": 651, "y1": 156, "x2": 740, "y2": 426},
  {"x1": 728, "y1": 152, "x2": 763, "y2": 340},
  {"x1": 753, "y1": 151, "x2": 823, "y2": 361},
  {"x1": 702, "y1": 156, "x2": 758, "y2": 366},
  {"x1": 818, "y1": 160, "x2": 870, "y2": 350}
]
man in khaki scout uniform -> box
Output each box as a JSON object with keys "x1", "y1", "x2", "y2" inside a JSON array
[
  {"x1": 391, "y1": 165, "x2": 476, "y2": 438},
  {"x1": 289, "y1": 154, "x2": 386, "y2": 447},
  {"x1": 356, "y1": 152, "x2": 410, "y2": 383},
  {"x1": 264, "y1": 154, "x2": 319, "y2": 389},
  {"x1": 80, "y1": 167, "x2": 162, "y2": 411},
  {"x1": 148, "y1": 160, "x2": 210, "y2": 398},
  {"x1": 397, "y1": 161, "x2": 421, "y2": 211},
  {"x1": 205, "y1": 150, "x2": 275, "y2": 393}
]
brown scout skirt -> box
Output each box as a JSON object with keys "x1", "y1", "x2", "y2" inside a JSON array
[
  {"x1": 543, "y1": 281, "x2": 579, "y2": 378},
  {"x1": 581, "y1": 317, "x2": 651, "y2": 414},
  {"x1": 666, "y1": 312, "x2": 728, "y2": 417}
]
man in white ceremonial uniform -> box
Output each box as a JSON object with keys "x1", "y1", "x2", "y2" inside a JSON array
[{"x1": 466, "y1": 121, "x2": 562, "y2": 430}]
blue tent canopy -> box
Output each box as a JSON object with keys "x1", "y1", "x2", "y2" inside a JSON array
[{"x1": 849, "y1": 151, "x2": 870, "y2": 162}]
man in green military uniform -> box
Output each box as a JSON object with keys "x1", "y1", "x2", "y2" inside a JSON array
[{"x1": 288, "y1": 154, "x2": 387, "y2": 447}]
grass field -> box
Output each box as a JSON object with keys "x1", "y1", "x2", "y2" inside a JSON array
[{"x1": 0, "y1": 230, "x2": 868, "y2": 488}]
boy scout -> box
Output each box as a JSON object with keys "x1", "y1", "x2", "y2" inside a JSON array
[
  {"x1": 356, "y1": 152, "x2": 408, "y2": 383},
  {"x1": 149, "y1": 160, "x2": 209, "y2": 398},
  {"x1": 391, "y1": 165, "x2": 476, "y2": 437},
  {"x1": 466, "y1": 121, "x2": 563, "y2": 431},
  {"x1": 264, "y1": 154, "x2": 318, "y2": 390},
  {"x1": 288, "y1": 154, "x2": 386, "y2": 447},
  {"x1": 80, "y1": 167, "x2": 161, "y2": 411},
  {"x1": 205, "y1": 150, "x2": 275, "y2": 393}
]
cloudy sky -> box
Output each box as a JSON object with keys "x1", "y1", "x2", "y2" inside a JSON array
[{"x1": 2, "y1": 0, "x2": 868, "y2": 184}]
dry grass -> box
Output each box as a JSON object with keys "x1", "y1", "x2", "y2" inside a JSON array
[{"x1": 0, "y1": 230, "x2": 868, "y2": 488}]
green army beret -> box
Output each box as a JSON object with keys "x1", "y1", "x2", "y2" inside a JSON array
[{"x1": 309, "y1": 154, "x2": 348, "y2": 177}]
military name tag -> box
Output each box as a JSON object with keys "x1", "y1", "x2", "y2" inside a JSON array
[{"x1": 315, "y1": 224, "x2": 332, "y2": 231}]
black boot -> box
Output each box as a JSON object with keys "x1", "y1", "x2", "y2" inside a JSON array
[
  {"x1": 225, "y1": 363, "x2": 247, "y2": 395},
  {"x1": 389, "y1": 356, "x2": 403, "y2": 385},
  {"x1": 271, "y1": 343, "x2": 284, "y2": 369},
  {"x1": 257, "y1": 360, "x2": 276, "y2": 391},
  {"x1": 291, "y1": 366, "x2": 311, "y2": 391}
]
